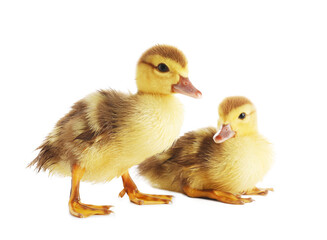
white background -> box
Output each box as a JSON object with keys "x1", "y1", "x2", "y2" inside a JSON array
[{"x1": 1, "y1": 0, "x2": 327, "y2": 239}]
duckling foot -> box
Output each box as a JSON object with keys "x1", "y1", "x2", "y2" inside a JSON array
[
  {"x1": 243, "y1": 187, "x2": 274, "y2": 196},
  {"x1": 69, "y1": 164, "x2": 113, "y2": 218},
  {"x1": 183, "y1": 185, "x2": 254, "y2": 205},
  {"x1": 120, "y1": 171, "x2": 173, "y2": 205},
  {"x1": 69, "y1": 200, "x2": 113, "y2": 218},
  {"x1": 119, "y1": 189, "x2": 173, "y2": 205}
]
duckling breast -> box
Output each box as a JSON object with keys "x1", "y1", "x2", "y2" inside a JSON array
[
  {"x1": 122, "y1": 94, "x2": 184, "y2": 160},
  {"x1": 208, "y1": 135, "x2": 273, "y2": 193}
]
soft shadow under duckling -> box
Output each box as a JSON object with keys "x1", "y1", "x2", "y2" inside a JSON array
[{"x1": 138, "y1": 96, "x2": 273, "y2": 204}]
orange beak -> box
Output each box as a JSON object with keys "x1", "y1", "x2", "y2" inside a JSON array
[
  {"x1": 172, "y1": 76, "x2": 202, "y2": 99},
  {"x1": 213, "y1": 124, "x2": 235, "y2": 143}
]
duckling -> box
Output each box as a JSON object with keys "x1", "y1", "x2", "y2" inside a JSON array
[
  {"x1": 29, "y1": 44, "x2": 202, "y2": 218},
  {"x1": 138, "y1": 96, "x2": 273, "y2": 205}
]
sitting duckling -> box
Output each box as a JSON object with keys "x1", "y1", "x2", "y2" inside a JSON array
[
  {"x1": 29, "y1": 44, "x2": 202, "y2": 217},
  {"x1": 138, "y1": 96, "x2": 273, "y2": 204}
]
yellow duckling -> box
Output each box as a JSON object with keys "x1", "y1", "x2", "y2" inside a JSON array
[
  {"x1": 138, "y1": 96, "x2": 273, "y2": 204},
  {"x1": 29, "y1": 44, "x2": 202, "y2": 217}
]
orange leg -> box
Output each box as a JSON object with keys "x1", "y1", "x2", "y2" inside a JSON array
[
  {"x1": 183, "y1": 185, "x2": 254, "y2": 205},
  {"x1": 243, "y1": 187, "x2": 274, "y2": 196},
  {"x1": 69, "y1": 164, "x2": 113, "y2": 218},
  {"x1": 119, "y1": 171, "x2": 173, "y2": 205}
]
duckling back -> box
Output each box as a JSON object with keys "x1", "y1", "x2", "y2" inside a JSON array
[{"x1": 138, "y1": 127, "x2": 217, "y2": 193}]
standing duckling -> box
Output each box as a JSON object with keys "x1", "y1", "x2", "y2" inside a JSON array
[
  {"x1": 29, "y1": 45, "x2": 202, "y2": 217},
  {"x1": 139, "y1": 96, "x2": 273, "y2": 204}
]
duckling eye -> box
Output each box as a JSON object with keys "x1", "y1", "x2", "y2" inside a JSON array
[
  {"x1": 238, "y1": 112, "x2": 246, "y2": 119},
  {"x1": 157, "y1": 63, "x2": 169, "y2": 72}
]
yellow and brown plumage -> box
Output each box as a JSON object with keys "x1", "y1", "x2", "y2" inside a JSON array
[
  {"x1": 29, "y1": 44, "x2": 201, "y2": 217},
  {"x1": 139, "y1": 96, "x2": 273, "y2": 204}
]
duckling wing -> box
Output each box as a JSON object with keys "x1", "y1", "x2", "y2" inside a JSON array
[{"x1": 29, "y1": 89, "x2": 132, "y2": 172}]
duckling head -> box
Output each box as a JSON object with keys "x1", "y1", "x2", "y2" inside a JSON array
[
  {"x1": 213, "y1": 96, "x2": 258, "y2": 143},
  {"x1": 136, "y1": 44, "x2": 202, "y2": 98}
]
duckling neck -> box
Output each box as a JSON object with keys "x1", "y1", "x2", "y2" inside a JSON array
[
  {"x1": 129, "y1": 91, "x2": 184, "y2": 161},
  {"x1": 237, "y1": 130, "x2": 259, "y2": 138},
  {"x1": 136, "y1": 91, "x2": 182, "y2": 108},
  {"x1": 137, "y1": 91, "x2": 171, "y2": 98},
  {"x1": 136, "y1": 91, "x2": 182, "y2": 110}
]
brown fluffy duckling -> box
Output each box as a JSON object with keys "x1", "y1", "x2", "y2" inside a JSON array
[
  {"x1": 29, "y1": 45, "x2": 202, "y2": 217},
  {"x1": 138, "y1": 96, "x2": 273, "y2": 204}
]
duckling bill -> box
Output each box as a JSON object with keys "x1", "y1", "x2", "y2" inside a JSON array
[
  {"x1": 139, "y1": 96, "x2": 273, "y2": 205},
  {"x1": 29, "y1": 44, "x2": 201, "y2": 218}
]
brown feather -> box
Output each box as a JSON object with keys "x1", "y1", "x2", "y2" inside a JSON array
[{"x1": 28, "y1": 89, "x2": 132, "y2": 172}]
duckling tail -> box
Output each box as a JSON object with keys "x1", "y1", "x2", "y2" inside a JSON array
[{"x1": 28, "y1": 140, "x2": 58, "y2": 172}]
